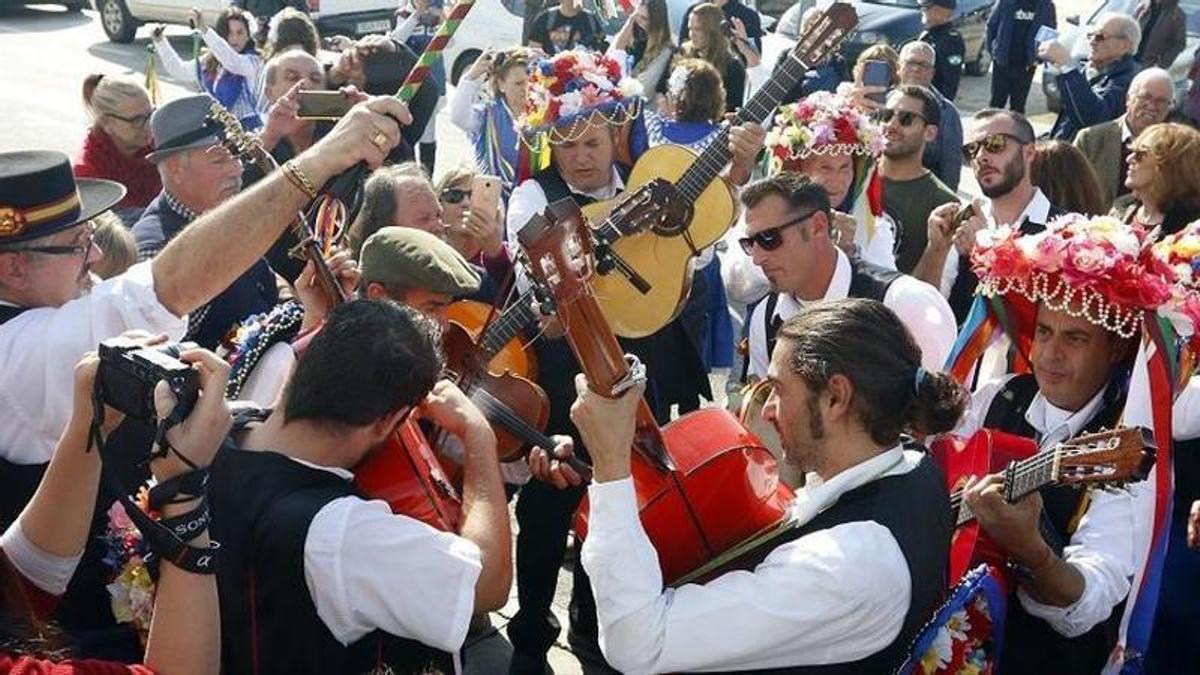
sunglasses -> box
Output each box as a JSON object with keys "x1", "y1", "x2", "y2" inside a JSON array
[
  {"x1": 738, "y1": 210, "x2": 819, "y2": 255},
  {"x1": 439, "y1": 187, "x2": 471, "y2": 204},
  {"x1": 874, "y1": 109, "x2": 926, "y2": 127},
  {"x1": 1087, "y1": 31, "x2": 1120, "y2": 43},
  {"x1": 106, "y1": 108, "x2": 155, "y2": 127},
  {"x1": 961, "y1": 133, "x2": 1026, "y2": 161}
]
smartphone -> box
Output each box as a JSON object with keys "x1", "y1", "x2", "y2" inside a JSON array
[
  {"x1": 469, "y1": 175, "x2": 502, "y2": 218},
  {"x1": 861, "y1": 60, "x2": 893, "y2": 105},
  {"x1": 953, "y1": 203, "x2": 976, "y2": 227},
  {"x1": 296, "y1": 91, "x2": 353, "y2": 120},
  {"x1": 1034, "y1": 25, "x2": 1059, "y2": 45}
]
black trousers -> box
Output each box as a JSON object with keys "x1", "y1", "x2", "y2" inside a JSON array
[{"x1": 990, "y1": 62, "x2": 1037, "y2": 114}]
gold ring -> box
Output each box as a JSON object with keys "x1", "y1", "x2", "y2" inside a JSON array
[{"x1": 371, "y1": 132, "x2": 388, "y2": 149}]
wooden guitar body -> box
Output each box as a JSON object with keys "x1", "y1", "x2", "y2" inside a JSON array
[
  {"x1": 582, "y1": 144, "x2": 737, "y2": 338},
  {"x1": 354, "y1": 416, "x2": 464, "y2": 532},
  {"x1": 931, "y1": 430, "x2": 1040, "y2": 586},
  {"x1": 575, "y1": 407, "x2": 794, "y2": 585},
  {"x1": 445, "y1": 299, "x2": 537, "y2": 380}
]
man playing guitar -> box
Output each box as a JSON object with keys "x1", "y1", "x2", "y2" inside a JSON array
[{"x1": 574, "y1": 298, "x2": 965, "y2": 672}]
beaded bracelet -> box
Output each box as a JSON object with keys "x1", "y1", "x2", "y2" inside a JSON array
[{"x1": 282, "y1": 160, "x2": 318, "y2": 200}]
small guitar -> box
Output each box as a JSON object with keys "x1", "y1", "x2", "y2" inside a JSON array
[
  {"x1": 582, "y1": 2, "x2": 859, "y2": 338},
  {"x1": 931, "y1": 427, "x2": 1156, "y2": 586}
]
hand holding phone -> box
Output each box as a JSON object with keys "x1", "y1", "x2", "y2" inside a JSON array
[
  {"x1": 296, "y1": 91, "x2": 355, "y2": 120},
  {"x1": 861, "y1": 60, "x2": 893, "y2": 105}
]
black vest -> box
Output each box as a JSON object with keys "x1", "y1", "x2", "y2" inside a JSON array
[
  {"x1": 209, "y1": 446, "x2": 455, "y2": 675},
  {"x1": 982, "y1": 374, "x2": 1128, "y2": 675},
  {"x1": 757, "y1": 256, "x2": 904, "y2": 369},
  {"x1": 705, "y1": 455, "x2": 951, "y2": 674},
  {"x1": 948, "y1": 206, "x2": 1066, "y2": 323}
]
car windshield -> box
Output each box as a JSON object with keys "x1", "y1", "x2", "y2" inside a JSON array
[{"x1": 1183, "y1": 0, "x2": 1200, "y2": 35}]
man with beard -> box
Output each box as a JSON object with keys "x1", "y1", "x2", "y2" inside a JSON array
[
  {"x1": 574, "y1": 299, "x2": 963, "y2": 673},
  {"x1": 1074, "y1": 67, "x2": 1175, "y2": 210},
  {"x1": 912, "y1": 108, "x2": 1066, "y2": 321},
  {"x1": 740, "y1": 173, "x2": 954, "y2": 382},
  {"x1": 133, "y1": 94, "x2": 279, "y2": 349},
  {"x1": 898, "y1": 41, "x2": 964, "y2": 191},
  {"x1": 879, "y1": 85, "x2": 959, "y2": 273}
]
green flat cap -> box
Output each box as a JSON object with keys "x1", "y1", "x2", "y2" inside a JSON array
[{"x1": 360, "y1": 227, "x2": 482, "y2": 296}]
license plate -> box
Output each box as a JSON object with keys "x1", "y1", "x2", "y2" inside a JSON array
[{"x1": 356, "y1": 19, "x2": 391, "y2": 34}]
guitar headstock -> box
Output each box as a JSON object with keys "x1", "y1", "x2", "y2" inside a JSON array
[
  {"x1": 517, "y1": 198, "x2": 595, "y2": 303},
  {"x1": 205, "y1": 102, "x2": 265, "y2": 162},
  {"x1": 1052, "y1": 427, "x2": 1157, "y2": 487},
  {"x1": 790, "y1": 2, "x2": 858, "y2": 70}
]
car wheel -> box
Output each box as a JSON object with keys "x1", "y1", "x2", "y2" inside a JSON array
[
  {"x1": 451, "y1": 49, "x2": 481, "y2": 87},
  {"x1": 99, "y1": 0, "x2": 138, "y2": 43},
  {"x1": 965, "y1": 43, "x2": 991, "y2": 77}
]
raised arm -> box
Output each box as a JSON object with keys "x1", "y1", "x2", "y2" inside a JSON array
[
  {"x1": 150, "y1": 97, "x2": 412, "y2": 317},
  {"x1": 200, "y1": 26, "x2": 261, "y2": 79},
  {"x1": 152, "y1": 29, "x2": 203, "y2": 88}
]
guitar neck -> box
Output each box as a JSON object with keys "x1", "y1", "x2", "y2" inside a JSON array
[
  {"x1": 675, "y1": 51, "x2": 814, "y2": 203},
  {"x1": 950, "y1": 447, "x2": 1060, "y2": 526},
  {"x1": 476, "y1": 290, "x2": 539, "y2": 363}
]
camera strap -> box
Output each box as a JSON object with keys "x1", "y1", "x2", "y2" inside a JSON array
[{"x1": 88, "y1": 382, "x2": 219, "y2": 577}]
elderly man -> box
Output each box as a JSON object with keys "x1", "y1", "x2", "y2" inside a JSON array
[
  {"x1": 1041, "y1": 12, "x2": 1142, "y2": 141},
  {"x1": 133, "y1": 94, "x2": 279, "y2": 349},
  {"x1": 348, "y1": 163, "x2": 450, "y2": 253},
  {"x1": 899, "y1": 41, "x2": 964, "y2": 191},
  {"x1": 0, "y1": 97, "x2": 409, "y2": 656},
  {"x1": 258, "y1": 49, "x2": 328, "y2": 158},
  {"x1": 1074, "y1": 67, "x2": 1174, "y2": 209}
]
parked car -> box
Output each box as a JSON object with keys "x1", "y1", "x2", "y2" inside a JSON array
[
  {"x1": 444, "y1": 0, "x2": 525, "y2": 85},
  {"x1": 775, "y1": 0, "x2": 993, "y2": 76},
  {"x1": 94, "y1": 0, "x2": 396, "y2": 43},
  {"x1": 1041, "y1": 0, "x2": 1200, "y2": 113}
]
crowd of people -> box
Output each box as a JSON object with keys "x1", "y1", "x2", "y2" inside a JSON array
[{"x1": 4, "y1": 0, "x2": 1200, "y2": 673}]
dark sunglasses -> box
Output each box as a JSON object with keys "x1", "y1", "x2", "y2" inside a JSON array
[
  {"x1": 961, "y1": 133, "x2": 1026, "y2": 161},
  {"x1": 874, "y1": 109, "x2": 926, "y2": 127},
  {"x1": 106, "y1": 108, "x2": 155, "y2": 127},
  {"x1": 439, "y1": 187, "x2": 471, "y2": 204},
  {"x1": 1087, "y1": 31, "x2": 1120, "y2": 43},
  {"x1": 738, "y1": 210, "x2": 819, "y2": 255}
]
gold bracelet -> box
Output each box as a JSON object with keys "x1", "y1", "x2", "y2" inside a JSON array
[{"x1": 281, "y1": 160, "x2": 318, "y2": 200}]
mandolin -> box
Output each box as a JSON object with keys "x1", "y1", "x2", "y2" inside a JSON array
[
  {"x1": 931, "y1": 426, "x2": 1156, "y2": 587},
  {"x1": 581, "y1": 2, "x2": 859, "y2": 338},
  {"x1": 518, "y1": 197, "x2": 794, "y2": 586}
]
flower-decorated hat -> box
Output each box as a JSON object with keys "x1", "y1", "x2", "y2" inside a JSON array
[
  {"x1": 970, "y1": 214, "x2": 1179, "y2": 339},
  {"x1": 1152, "y1": 221, "x2": 1200, "y2": 351},
  {"x1": 763, "y1": 91, "x2": 885, "y2": 176},
  {"x1": 516, "y1": 49, "x2": 643, "y2": 180},
  {"x1": 520, "y1": 49, "x2": 644, "y2": 144}
]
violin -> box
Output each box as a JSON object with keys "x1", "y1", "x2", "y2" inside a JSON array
[{"x1": 517, "y1": 198, "x2": 795, "y2": 586}]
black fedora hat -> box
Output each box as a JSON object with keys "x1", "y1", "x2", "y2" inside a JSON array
[{"x1": 0, "y1": 151, "x2": 126, "y2": 245}]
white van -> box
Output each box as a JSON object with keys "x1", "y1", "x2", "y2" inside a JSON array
[{"x1": 95, "y1": 0, "x2": 397, "y2": 44}]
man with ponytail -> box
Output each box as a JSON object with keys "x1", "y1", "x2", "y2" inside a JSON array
[{"x1": 573, "y1": 298, "x2": 965, "y2": 673}]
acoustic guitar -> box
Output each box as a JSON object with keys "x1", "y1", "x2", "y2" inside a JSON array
[
  {"x1": 582, "y1": 2, "x2": 859, "y2": 338},
  {"x1": 931, "y1": 427, "x2": 1156, "y2": 587}
]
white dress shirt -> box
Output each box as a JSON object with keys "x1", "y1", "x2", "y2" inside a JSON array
[
  {"x1": 745, "y1": 248, "x2": 957, "y2": 379},
  {"x1": 955, "y1": 375, "x2": 1152, "y2": 638},
  {"x1": 581, "y1": 447, "x2": 921, "y2": 674},
  {"x1": 0, "y1": 521, "x2": 81, "y2": 595},
  {"x1": 938, "y1": 188, "x2": 1054, "y2": 297},
  {"x1": 0, "y1": 262, "x2": 187, "y2": 464},
  {"x1": 289, "y1": 456, "x2": 482, "y2": 656}
]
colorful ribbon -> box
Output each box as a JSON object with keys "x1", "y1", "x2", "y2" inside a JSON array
[{"x1": 395, "y1": 0, "x2": 476, "y2": 103}]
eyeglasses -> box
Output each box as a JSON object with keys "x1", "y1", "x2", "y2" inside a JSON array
[
  {"x1": 439, "y1": 187, "x2": 471, "y2": 204},
  {"x1": 106, "y1": 108, "x2": 155, "y2": 128},
  {"x1": 3, "y1": 225, "x2": 96, "y2": 279},
  {"x1": 874, "y1": 109, "x2": 926, "y2": 127},
  {"x1": 902, "y1": 59, "x2": 934, "y2": 71},
  {"x1": 961, "y1": 133, "x2": 1026, "y2": 161},
  {"x1": 1087, "y1": 31, "x2": 1123, "y2": 43},
  {"x1": 738, "y1": 210, "x2": 819, "y2": 255}
]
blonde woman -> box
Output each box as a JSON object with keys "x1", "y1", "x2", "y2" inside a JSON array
[
  {"x1": 678, "y1": 3, "x2": 747, "y2": 111},
  {"x1": 74, "y1": 74, "x2": 161, "y2": 217},
  {"x1": 610, "y1": 0, "x2": 675, "y2": 95},
  {"x1": 447, "y1": 47, "x2": 532, "y2": 195},
  {"x1": 1119, "y1": 122, "x2": 1200, "y2": 237}
]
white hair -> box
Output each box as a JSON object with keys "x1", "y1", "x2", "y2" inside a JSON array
[
  {"x1": 1130, "y1": 66, "x2": 1173, "y2": 93},
  {"x1": 900, "y1": 40, "x2": 936, "y2": 62},
  {"x1": 1099, "y1": 12, "x2": 1142, "y2": 54}
]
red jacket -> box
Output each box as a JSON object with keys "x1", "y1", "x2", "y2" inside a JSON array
[{"x1": 73, "y1": 127, "x2": 161, "y2": 210}]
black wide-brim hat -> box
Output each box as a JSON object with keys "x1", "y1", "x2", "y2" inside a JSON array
[{"x1": 0, "y1": 150, "x2": 126, "y2": 244}]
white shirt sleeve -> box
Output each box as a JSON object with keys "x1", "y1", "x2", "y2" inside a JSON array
[
  {"x1": 1016, "y1": 482, "x2": 1150, "y2": 637},
  {"x1": 447, "y1": 75, "x2": 485, "y2": 135},
  {"x1": 237, "y1": 342, "x2": 296, "y2": 408},
  {"x1": 153, "y1": 34, "x2": 202, "y2": 87},
  {"x1": 939, "y1": 247, "x2": 960, "y2": 298},
  {"x1": 0, "y1": 522, "x2": 82, "y2": 596},
  {"x1": 201, "y1": 27, "x2": 262, "y2": 80},
  {"x1": 857, "y1": 214, "x2": 897, "y2": 270},
  {"x1": 390, "y1": 11, "x2": 420, "y2": 43},
  {"x1": 0, "y1": 262, "x2": 187, "y2": 464},
  {"x1": 883, "y1": 276, "x2": 958, "y2": 371},
  {"x1": 745, "y1": 299, "x2": 769, "y2": 381},
  {"x1": 304, "y1": 496, "x2": 482, "y2": 651},
  {"x1": 1172, "y1": 375, "x2": 1200, "y2": 440},
  {"x1": 581, "y1": 479, "x2": 911, "y2": 674},
  {"x1": 505, "y1": 179, "x2": 550, "y2": 294}
]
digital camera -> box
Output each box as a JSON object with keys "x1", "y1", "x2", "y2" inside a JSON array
[{"x1": 98, "y1": 337, "x2": 199, "y2": 424}]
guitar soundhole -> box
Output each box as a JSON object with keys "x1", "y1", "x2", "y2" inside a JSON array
[{"x1": 652, "y1": 201, "x2": 694, "y2": 237}]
